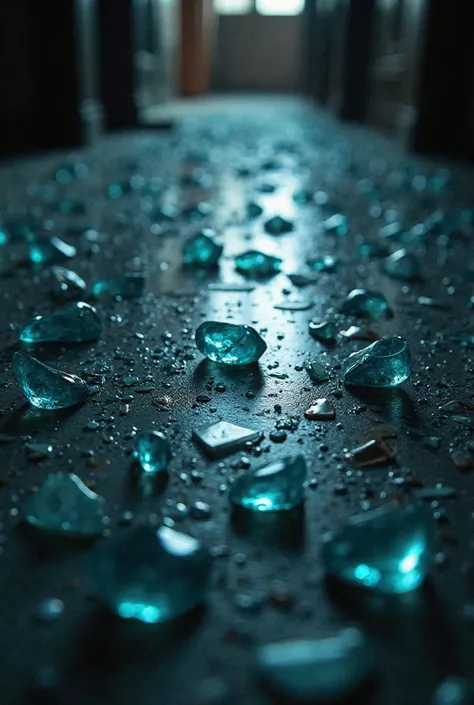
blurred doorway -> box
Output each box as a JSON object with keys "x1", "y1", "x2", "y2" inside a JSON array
[{"x1": 213, "y1": 0, "x2": 305, "y2": 92}]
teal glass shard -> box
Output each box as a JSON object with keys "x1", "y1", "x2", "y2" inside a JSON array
[
  {"x1": 29, "y1": 237, "x2": 76, "y2": 264},
  {"x1": 135, "y1": 430, "x2": 171, "y2": 474},
  {"x1": 95, "y1": 526, "x2": 211, "y2": 623},
  {"x1": 230, "y1": 455, "x2": 306, "y2": 512},
  {"x1": 288, "y1": 273, "x2": 318, "y2": 287},
  {"x1": 247, "y1": 201, "x2": 264, "y2": 219},
  {"x1": 293, "y1": 189, "x2": 314, "y2": 204},
  {"x1": 193, "y1": 420, "x2": 262, "y2": 459},
  {"x1": 182, "y1": 231, "x2": 223, "y2": 267},
  {"x1": 306, "y1": 361, "x2": 330, "y2": 383},
  {"x1": 257, "y1": 627, "x2": 374, "y2": 702},
  {"x1": 51, "y1": 266, "x2": 87, "y2": 300},
  {"x1": 322, "y1": 504, "x2": 432, "y2": 593},
  {"x1": 13, "y1": 352, "x2": 90, "y2": 409},
  {"x1": 264, "y1": 215, "x2": 293, "y2": 235},
  {"x1": 382, "y1": 249, "x2": 422, "y2": 280},
  {"x1": 25, "y1": 473, "x2": 106, "y2": 537},
  {"x1": 235, "y1": 250, "x2": 282, "y2": 278},
  {"x1": 323, "y1": 214, "x2": 348, "y2": 236},
  {"x1": 19, "y1": 302, "x2": 101, "y2": 344},
  {"x1": 307, "y1": 254, "x2": 338, "y2": 272},
  {"x1": 342, "y1": 336, "x2": 411, "y2": 387},
  {"x1": 308, "y1": 320, "x2": 337, "y2": 342},
  {"x1": 340, "y1": 289, "x2": 389, "y2": 318},
  {"x1": 92, "y1": 273, "x2": 145, "y2": 299},
  {"x1": 195, "y1": 321, "x2": 267, "y2": 365}
]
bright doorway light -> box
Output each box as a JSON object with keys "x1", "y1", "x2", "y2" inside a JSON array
[
  {"x1": 214, "y1": 0, "x2": 253, "y2": 14},
  {"x1": 256, "y1": 0, "x2": 304, "y2": 15}
]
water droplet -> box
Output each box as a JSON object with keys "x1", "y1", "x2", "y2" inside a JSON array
[
  {"x1": 193, "y1": 420, "x2": 262, "y2": 459},
  {"x1": 36, "y1": 598, "x2": 65, "y2": 622},
  {"x1": 135, "y1": 430, "x2": 171, "y2": 474},
  {"x1": 14, "y1": 352, "x2": 90, "y2": 409},
  {"x1": 304, "y1": 399, "x2": 336, "y2": 420},
  {"x1": 230, "y1": 455, "x2": 306, "y2": 512},
  {"x1": 26, "y1": 473, "x2": 107, "y2": 537},
  {"x1": 256, "y1": 627, "x2": 373, "y2": 702},
  {"x1": 432, "y1": 677, "x2": 474, "y2": 705},
  {"x1": 234, "y1": 250, "x2": 282, "y2": 278},
  {"x1": 19, "y1": 302, "x2": 101, "y2": 344},
  {"x1": 342, "y1": 336, "x2": 411, "y2": 387},
  {"x1": 92, "y1": 273, "x2": 145, "y2": 299},
  {"x1": 182, "y1": 231, "x2": 223, "y2": 268},
  {"x1": 94, "y1": 526, "x2": 211, "y2": 623},
  {"x1": 340, "y1": 289, "x2": 390, "y2": 318},
  {"x1": 322, "y1": 504, "x2": 432, "y2": 593},
  {"x1": 195, "y1": 321, "x2": 267, "y2": 365}
]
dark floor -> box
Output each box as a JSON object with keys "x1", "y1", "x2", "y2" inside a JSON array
[{"x1": 1, "y1": 98, "x2": 474, "y2": 705}]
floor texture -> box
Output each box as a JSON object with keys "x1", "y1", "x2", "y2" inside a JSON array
[{"x1": 1, "y1": 97, "x2": 474, "y2": 705}]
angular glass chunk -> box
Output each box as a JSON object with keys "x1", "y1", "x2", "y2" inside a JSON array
[
  {"x1": 195, "y1": 321, "x2": 267, "y2": 365},
  {"x1": 322, "y1": 504, "x2": 432, "y2": 594},
  {"x1": 193, "y1": 420, "x2": 262, "y2": 459},
  {"x1": 92, "y1": 273, "x2": 145, "y2": 299},
  {"x1": 29, "y1": 237, "x2": 76, "y2": 264},
  {"x1": 306, "y1": 361, "x2": 330, "y2": 383},
  {"x1": 304, "y1": 399, "x2": 335, "y2": 421},
  {"x1": 229, "y1": 455, "x2": 306, "y2": 512},
  {"x1": 340, "y1": 289, "x2": 389, "y2": 318},
  {"x1": 25, "y1": 473, "x2": 106, "y2": 537},
  {"x1": 95, "y1": 526, "x2": 211, "y2": 623},
  {"x1": 234, "y1": 250, "x2": 282, "y2": 278},
  {"x1": 135, "y1": 430, "x2": 171, "y2": 474},
  {"x1": 19, "y1": 302, "x2": 102, "y2": 344},
  {"x1": 340, "y1": 325, "x2": 381, "y2": 341},
  {"x1": 247, "y1": 201, "x2": 264, "y2": 219},
  {"x1": 264, "y1": 215, "x2": 293, "y2": 235},
  {"x1": 257, "y1": 627, "x2": 374, "y2": 703},
  {"x1": 346, "y1": 439, "x2": 395, "y2": 467},
  {"x1": 288, "y1": 273, "x2": 318, "y2": 287},
  {"x1": 14, "y1": 352, "x2": 90, "y2": 409},
  {"x1": 382, "y1": 249, "x2": 422, "y2": 280},
  {"x1": 323, "y1": 213, "x2": 348, "y2": 236},
  {"x1": 182, "y1": 231, "x2": 223, "y2": 268},
  {"x1": 51, "y1": 266, "x2": 87, "y2": 301},
  {"x1": 342, "y1": 336, "x2": 411, "y2": 388},
  {"x1": 308, "y1": 320, "x2": 337, "y2": 342}
]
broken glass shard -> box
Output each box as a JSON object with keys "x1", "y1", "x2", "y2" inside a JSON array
[
  {"x1": 29, "y1": 237, "x2": 76, "y2": 265},
  {"x1": 451, "y1": 449, "x2": 474, "y2": 472},
  {"x1": 195, "y1": 321, "x2": 267, "y2": 365},
  {"x1": 288, "y1": 273, "x2": 318, "y2": 287},
  {"x1": 340, "y1": 326, "x2": 381, "y2": 341},
  {"x1": 234, "y1": 250, "x2": 282, "y2": 278},
  {"x1": 306, "y1": 361, "x2": 330, "y2": 383},
  {"x1": 340, "y1": 289, "x2": 389, "y2": 318},
  {"x1": 257, "y1": 627, "x2": 373, "y2": 703},
  {"x1": 304, "y1": 399, "x2": 335, "y2": 420},
  {"x1": 19, "y1": 302, "x2": 102, "y2": 344},
  {"x1": 307, "y1": 254, "x2": 338, "y2": 272},
  {"x1": 182, "y1": 231, "x2": 223, "y2": 268},
  {"x1": 193, "y1": 420, "x2": 262, "y2": 459},
  {"x1": 51, "y1": 266, "x2": 87, "y2": 300},
  {"x1": 230, "y1": 455, "x2": 306, "y2": 512},
  {"x1": 92, "y1": 273, "x2": 145, "y2": 299},
  {"x1": 95, "y1": 526, "x2": 211, "y2": 623},
  {"x1": 247, "y1": 201, "x2": 263, "y2": 219},
  {"x1": 382, "y1": 249, "x2": 422, "y2": 280},
  {"x1": 135, "y1": 430, "x2": 171, "y2": 474},
  {"x1": 14, "y1": 352, "x2": 90, "y2": 409},
  {"x1": 322, "y1": 504, "x2": 432, "y2": 593},
  {"x1": 342, "y1": 336, "x2": 411, "y2": 387},
  {"x1": 439, "y1": 400, "x2": 474, "y2": 415},
  {"x1": 323, "y1": 213, "x2": 348, "y2": 236},
  {"x1": 309, "y1": 320, "x2": 337, "y2": 342},
  {"x1": 25, "y1": 473, "x2": 106, "y2": 537},
  {"x1": 346, "y1": 439, "x2": 395, "y2": 467},
  {"x1": 264, "y1": 215, "x2": 293, "y2": 235}
]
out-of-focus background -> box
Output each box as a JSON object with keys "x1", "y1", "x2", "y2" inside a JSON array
[{"x1": 0, "y1": 0, "x2": 473, "y2": 161}]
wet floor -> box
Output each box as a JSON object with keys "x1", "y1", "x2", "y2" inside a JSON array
[{"x1": 1, "y1": 97, "x2": 474, "y2": 705}]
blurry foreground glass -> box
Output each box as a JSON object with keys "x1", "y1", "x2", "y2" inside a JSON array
[
  {"x1": 214, "y1": 0, "x2": 253, "y2": 13},
  {"x1": 256, "y1": 0, "x2": 304, "y2": 15}
]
